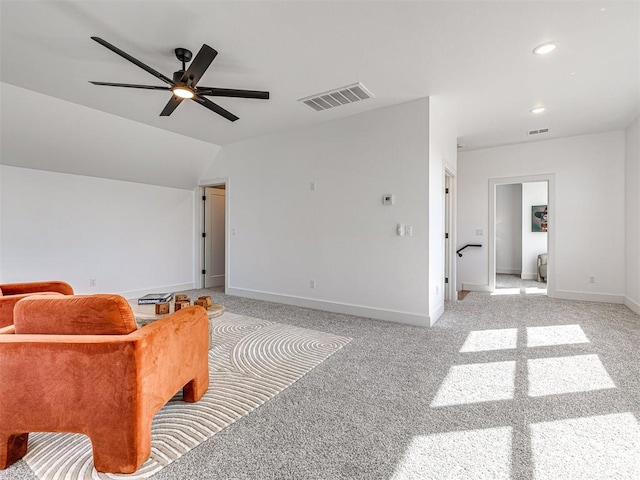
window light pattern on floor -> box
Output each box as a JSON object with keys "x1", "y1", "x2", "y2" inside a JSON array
[
  {"x1": 527, "y1": 354, "x2": 615, "y2": 397},
  {"x1": 405, "y1": 321, "x2": 637, "y2": 479},
  {"x1": 391, "y1": 427, "x2": 513, "y2": 480},
  {"x1": 526, "y1": 324, "x2": 590, "y2": 347},
  {"x1": 430, "y1": 361, "x2": 516, "y2": 407},
  {"x1": 530, "y1": 413, "x2": 640, "y2": 480},
  {"x1": 459, "y1": 328, "x2": 518, "y2": 353}
]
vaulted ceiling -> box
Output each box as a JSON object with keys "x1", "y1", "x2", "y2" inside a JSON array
[{"x1": 1, "y1": 1, "x2": 638, "y2": 151}]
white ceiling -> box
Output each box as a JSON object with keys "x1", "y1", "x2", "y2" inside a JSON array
[{"x1": 1, "y1": 1, "x2": 638, "y2": 151}]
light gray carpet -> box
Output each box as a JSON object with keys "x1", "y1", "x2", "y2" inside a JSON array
[
  {"x1": 3, "y1": 289, "x2": 639, "y2": 480},
  {"x1": 496, "y1": 274, "x2": 547, "y2": 290}
]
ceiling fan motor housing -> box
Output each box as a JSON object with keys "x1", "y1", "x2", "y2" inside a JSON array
[{"x1": 173, "y1": 70, "x2": 186, "y2": 83}]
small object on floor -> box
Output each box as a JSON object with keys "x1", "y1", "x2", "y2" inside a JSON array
[
  {"x1": 458, "y1": 290, "x2": 470, "y2": 300},
  {"x1": 175, "y1": 300, "x2": 190, "y2": 311},
  {"x1": 194, "y1": 298, "x2": 207, "y2": 308},
  {"x1": 155, "y1": 302, "x2": 170, "y2": 315},
  {"x1": 198, "y1": 296, "x2": 213, "y2": 307},
  {"x1": 175, "y1": 294, "x2": 189, "y2": 302}
]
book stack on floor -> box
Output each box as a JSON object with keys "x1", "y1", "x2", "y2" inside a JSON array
[{"x1": 137, "y1": 293, "x2": 173, "y2": 305}]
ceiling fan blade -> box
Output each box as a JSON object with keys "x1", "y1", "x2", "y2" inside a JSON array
[
  {"x1": 193, "y1": 95, "x2": 239, "y2": 122},
  {"x1": 89, "y1": 81, "x2": 172, "y2": 91},
  {"x1": 160, "y1": 95, "x2": 184, "y2": 116},
  {"x1": 180, "y1": 44, "x2": 218, "y2": 87},
  {"x1": 91, "y1": 37, "x2": 174, "y2": 86},
  {"x1": 195, "y1": 87, "x2": 269, "y2": 100}
]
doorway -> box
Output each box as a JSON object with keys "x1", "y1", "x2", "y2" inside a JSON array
[
  {"x1": 203, "y1": 185, "x2": 226, "y2": 289},
  {"x1": 489, "y1": 174, "x2": 556, "y2": 296}
]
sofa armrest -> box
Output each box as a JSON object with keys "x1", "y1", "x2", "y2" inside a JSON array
[
  {"x1": 0, "y1": 281, "x2": 74, "y2": 296},
  {"x1": 130, "y1": 306, "x2": 210, "y2": 411}
]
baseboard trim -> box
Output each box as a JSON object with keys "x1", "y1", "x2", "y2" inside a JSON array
[
  {"x1": 520, "y1": 273, "x2": 537, "y2": 280},
  {"x1": 462, "y1": 283, "x2": 491, "y2": 292},
  {"x1": 551, "y1": 289, "x2": 625, "y2": 304},
  {"x1": 624, "y1": 296, "x2": 640, "y2": 315},
  {"x1": 121, "y1": 283, "x2": 195, "y2": 300},
  {"x1": 496, "y1": 268, "x2": 521, "y2": 275},
  {"x1": 226, "y1": 286, "x2": 430, "y2": 327}
]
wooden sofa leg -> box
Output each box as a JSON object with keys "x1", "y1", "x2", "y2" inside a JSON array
[{"x1": 0, "y1": 432, "x2": 29, "y2": 469}]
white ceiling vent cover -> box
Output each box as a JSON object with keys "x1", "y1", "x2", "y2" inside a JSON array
[
  {"x1": 528, "y1": 128, "x2": 549, "y2": 136},
  {"x1": 298, "y1": 83, "x2": 374, "y2": 112}
]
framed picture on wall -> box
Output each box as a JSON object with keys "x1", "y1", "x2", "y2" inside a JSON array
[{"x1": 532, "y1": 205, "x2": 548, "y2": 232}]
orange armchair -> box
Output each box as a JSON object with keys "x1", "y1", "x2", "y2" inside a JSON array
[
  {"x1": 0, "y1": 281, "x2": 74, "y2": 327},
  {"x1": 0, "y1": 294, "x2": 209, "y2": 474}
]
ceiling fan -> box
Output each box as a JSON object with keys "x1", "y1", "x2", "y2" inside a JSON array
[{"x1": 89, "y1": 37, "x2": 269, "y2": 122}]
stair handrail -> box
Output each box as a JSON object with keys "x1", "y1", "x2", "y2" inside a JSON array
[{"x1": 456, "y1": 244, "x2": 482, "y2": 257}]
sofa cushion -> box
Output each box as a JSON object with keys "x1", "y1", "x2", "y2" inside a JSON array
[{"x1": 14, "y1": 294, "x2": 137, "y2": 335}]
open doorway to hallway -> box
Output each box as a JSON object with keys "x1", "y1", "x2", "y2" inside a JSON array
[{"x1": 489, "y1": 175, "x2": 554, "y2": 296}]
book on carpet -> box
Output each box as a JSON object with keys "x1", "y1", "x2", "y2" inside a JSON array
[{"x1": 138, "y1": 293, "x2": 173, "y2": 304}]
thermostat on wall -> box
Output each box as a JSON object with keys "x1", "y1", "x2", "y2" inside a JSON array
[{"x1": 382, "y1": 194, "x2": 394, "y2": 206}]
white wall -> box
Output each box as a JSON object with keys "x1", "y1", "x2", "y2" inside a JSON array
[
  {"x1": 625, "y1": 117, "x2": 640, "y2": 314},
  {"x1": 496, "y1": 184, "x2": 522, "y2": 274},
  {"x1": 201, "y1": 99, "x2": 432, "y2": 325},
  {"x1": 428, "y1": 96, "x2": 458, "y2": 323},
  {"x1": 1, "y1": 166, "x2": 196, "y2": 297},
  {"x1": 521, "y1": 182, "x2": 548, "y2": 279},
  {"x1": 458, "y1": 131, "x2": 626, "y2": 303}
]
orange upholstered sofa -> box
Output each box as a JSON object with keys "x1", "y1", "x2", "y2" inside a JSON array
[
  {"x1": 0, "y1": 294, "x2": 209, "y2": 474},
  {"x1": 0, "y1": 281, "x2": 74, "y2": 328}
]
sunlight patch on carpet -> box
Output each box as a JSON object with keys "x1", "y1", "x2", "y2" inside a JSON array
[
  {"x1": 459, "y1": 328, "x2": 518, "y2": 352},
  {"x1": 526, "y1": 324, "x2": 590, "y2": 348},
  {"x1": 21, "y1": 313, "x2": 351, "y2": 480},
  {"x1": 430, "y1": 361, "x2": 516, "y2": 407},
  {"x1": 391, "y1": 426, "x2": 512, "y2": 480},
  {"x1": 527, "y1": 354, "x2": 615, "y2": 397},
  {"x1": 530, "y1": 413, "x2": 640, "y2": 480}
]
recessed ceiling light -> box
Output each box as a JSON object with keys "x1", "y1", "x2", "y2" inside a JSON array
[
  {"x1": 530, "y1": 106, "x2": 546, "y2": 114},
  {"x1": 533, "y1": 42, "x2": 558, "y2": 55}
]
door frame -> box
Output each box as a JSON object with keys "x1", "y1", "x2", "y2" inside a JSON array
[
  {"x1": 488, "y1": 173, "x2": 556, "y2": 296},
  {"x1": 195, "y1": 177, "x2": 230, "y2": 291},
  {"x1": 444, "y1": 169, "x2": 457, "y2": 301}
]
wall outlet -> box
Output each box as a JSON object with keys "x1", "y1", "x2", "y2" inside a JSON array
[
  {"x1": 310, "y1": 280, "x2": 316, "y2": 289},
  {"x1": 404, "y1": 225, "x2": 413, "y2": 236},
  {"x1": 476, "y1": 229, "x2": 484, "y2": 236},
  {"x1": 588, "y1": 275, "x2": 596, "y2": 284},
  {"x1": 310, "y1": 182, "x2": 317, "y2": 191},
  {"x1": 89, "y1": 278, "x2": 97, "y2": 287}
]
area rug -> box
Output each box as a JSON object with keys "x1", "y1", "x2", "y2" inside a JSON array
[{"x1": 20, "y1": 312, "x2": 351, "y2": 480}]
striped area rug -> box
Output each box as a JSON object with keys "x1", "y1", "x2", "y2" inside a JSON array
[{"x1": 21, "y1": 313, "x2": 351, "y2": 480}]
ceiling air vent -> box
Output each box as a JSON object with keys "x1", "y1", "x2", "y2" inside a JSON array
[
  {"x1": 298, "y1": 83, "x2": 374, "y2": 112},
  {"x1": 528, "y1": 128, "x2": 549, "y2": 136}
]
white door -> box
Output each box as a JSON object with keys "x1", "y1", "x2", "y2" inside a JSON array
[{"x1": 204, "y1": 186, "x2": 225, "y2": 288}]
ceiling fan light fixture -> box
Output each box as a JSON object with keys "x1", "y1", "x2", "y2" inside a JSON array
[
  {"x1": 530, "y1": 106, "x2": 546, "y2": 114},
  {"x1": 532, "y1": 42, "x2": 558, "y2": 55},
  {"x1": 172, "y1": 86, "x2": 195, "y2": 99}
]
